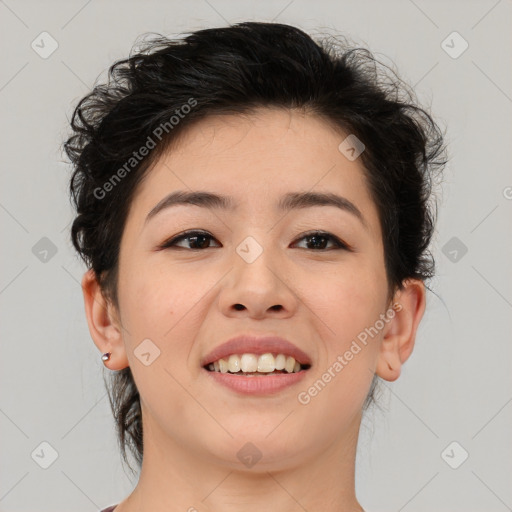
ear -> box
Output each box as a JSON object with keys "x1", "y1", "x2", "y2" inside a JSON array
[
  {"x1": 81, "y1": 269, "x2": 129, "y2": 370},
  {"x1": 375, "y1": 279, "x2": 426, "y2": 382}
]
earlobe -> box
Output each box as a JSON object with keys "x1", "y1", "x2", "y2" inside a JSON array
[
  {"x1": 375, "y1": 279, "x2": 426, "y2": 382},
  {"x1": 81, "y1": 269, "x2": 129, "y2": 370}
]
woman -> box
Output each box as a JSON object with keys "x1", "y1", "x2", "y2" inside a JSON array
[{"x1": 64, "y1": 21, "x2": 446, "y2": 512}]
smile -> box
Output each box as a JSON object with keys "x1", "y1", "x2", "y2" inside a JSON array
[
  {"x1": 203, "y1": 352, "x2": 311, "y2": 395},
  {"x1": 204, "y1": 352, "x2": 310, "y2": 375}
]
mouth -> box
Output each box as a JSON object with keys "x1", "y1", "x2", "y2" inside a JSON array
[
  {"x1": 200, "y1": 335, "x2": 312, "y2": 394},
  {"x1": 203, "y1": 352, "x2": 312, "y2": 376}
]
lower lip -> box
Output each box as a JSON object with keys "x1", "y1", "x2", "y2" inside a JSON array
[{"x1": 203, "y1": 369, "x2": 308, "y2": 395}]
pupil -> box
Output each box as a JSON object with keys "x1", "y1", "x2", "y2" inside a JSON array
[
  {"x1": 309, "y1": 235, "x2": 326, "y2": 249},
  {"x1": 192, "y1": 235, "x2": 209, "y2": 249}
]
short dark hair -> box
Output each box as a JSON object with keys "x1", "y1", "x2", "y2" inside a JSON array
[{"x1": 64, "y1": 21, "x2": 447, "y2": 472}]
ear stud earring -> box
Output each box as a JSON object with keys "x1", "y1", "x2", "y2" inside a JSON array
[{"x1": 101, "y1": 352, "x2": 111, "y2": 362}]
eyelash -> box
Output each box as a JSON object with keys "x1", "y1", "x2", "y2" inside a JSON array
[{"x1": 158, "y1": 230, "x2": 353, "y2": 252}]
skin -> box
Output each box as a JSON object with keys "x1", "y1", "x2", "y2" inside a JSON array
[{"x1": 82, "y1": 108, "x2": 426, "y2": 512}]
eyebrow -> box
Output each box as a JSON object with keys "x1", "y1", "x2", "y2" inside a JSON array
[{"x1": 145, "y1": 190, "x2": 368, "y2": 229}]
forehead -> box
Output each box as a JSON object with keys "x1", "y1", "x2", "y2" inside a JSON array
[
  {"x1": 128, "y1": 108, "x2": 381, "y2": 236},
  {"x1": 171, "y1": 108, "x2": 350, "y2": 168}
]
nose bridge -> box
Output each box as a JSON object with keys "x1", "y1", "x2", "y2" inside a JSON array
[
  {"x1": 229, "y1": 202, "x2": 277, "y2": 267},
  {"x1": 233, "y1": 232, "x2": 281, "y2": 289},
  {"x1": 218, "y1": 230, "x2": 296, "y2": 317}
]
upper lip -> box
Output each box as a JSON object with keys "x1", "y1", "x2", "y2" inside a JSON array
[{"x1": 201, "y1": 334, "x2": 312, "y2": 367}]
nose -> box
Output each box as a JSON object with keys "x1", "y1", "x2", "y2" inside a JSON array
[{"x1": 218, "y1": 242, "x2": 298, "y2": 320}]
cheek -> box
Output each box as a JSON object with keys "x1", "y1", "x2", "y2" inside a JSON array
[
  {"x1": 119, "y1": 261, "x2": 191, "y2": 332},
  {"x1": 303, "y1": 259, "x2": 387, "y2": 411},
  {"x1": 299, "y1": 275, "x2": 383, "y2": 424},
  {"x1": 118, "y1": 267, "x2": 198, "y2": 408},
  {"x1": 311, "y1": 261, "x2": 388, "y2": 343},
  {"x1": 119, "y1": 263, "x2": 213, "y2": 372}
]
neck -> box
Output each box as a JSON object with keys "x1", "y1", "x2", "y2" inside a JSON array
[{"x1": 116, "y1": 411, "x2": 365, "y2": 512}]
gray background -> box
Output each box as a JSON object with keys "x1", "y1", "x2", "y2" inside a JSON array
[{"x1": 1, "y1": 1, "x2": 511, "y2": 511}]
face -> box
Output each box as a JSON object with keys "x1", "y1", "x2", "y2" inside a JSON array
[{"x1": 112, "y1": 108, "x2": 394, "y2": 470}]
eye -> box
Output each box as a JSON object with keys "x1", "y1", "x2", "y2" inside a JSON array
[
  {"x1": 158, "y1": 230, "x2": 220, "y2": 250},
  {"x1": 157, "y1": 230, "x2": 352, "y2": 252},
  {"x1": 291, "y1": 231, "x2": 352, "y2": 251}
]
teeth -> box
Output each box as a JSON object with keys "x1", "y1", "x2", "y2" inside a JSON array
[
  {"x1": 219, "y1": 358, "x2": 229, "y2": 373},
  {"x1": 285, "y1": 356, "x2": 296, "y2": 373},
  {"x1": 257, "y1": 353, "x2": 275, "y2": 373},
  {"x1": 207, "y1": 353, "x2": 306, "y2": 374},
  {"x1": 240, "y1": 353, "x2": 258, "y2": 372},
  {"x1": 228, "y1": 354, "x2": 240, "y2": 373},
  {"x1": 275, "y1": 354, "x2": 286, "y2": 370}
]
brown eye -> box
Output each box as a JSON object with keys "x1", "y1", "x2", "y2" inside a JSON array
[
  {"x1": 292, "y1": 231, "x2": 352, "y2": 251},
  {"x1": 159, "y1": 231, "x2": 220, "y2": 250}
]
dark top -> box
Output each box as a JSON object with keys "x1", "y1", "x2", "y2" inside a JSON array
[{"x1": 100, "y1": 507, "x2": 117, "y2": 512}]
